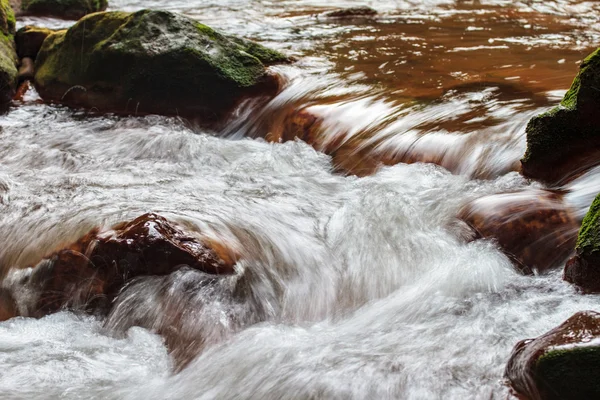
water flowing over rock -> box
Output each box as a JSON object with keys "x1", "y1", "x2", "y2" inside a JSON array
[
  {"x1": 19, "y1": 0, "x2": 107, "y2": 20},
  {"x1": 458, "y1": 189, "x2": 578, "y2": 274},
  {"x1": 564, "y1": 193, "x2": 600, "y2": 292},
  {"x1": 521, "y1": 47, "x2": 600, "y2": 183},
  {"x1": 3, "y1": 213, "x2": 237, "y2": 318},
  {"x1": 0, "y1": 0, "x2": 18, "y2": 105},
  {"x1": 33, "y1": 10, "x2": 289, "y2": 121},
  {"x1": 505, "y1": 311, "x2": 600, "y2": 400}
]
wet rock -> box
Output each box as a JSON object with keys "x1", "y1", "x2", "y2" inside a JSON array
[
  {"x1": 324, "y1": 6, "x2": 377, "y2": 19},
  {"x1": 274, "y1": 108, "x2": 382, "y2": 176},
  {"x1": 458, "y1": 189, "x2": 578, "y2": 273},
  {"x1": 505, "y1": 311, "x2": 600, "y2": 400},
  {"x1": 17, "y1": 56, "x2": 33, "y2": 81},
  {"x1": 34, "y1": 10, "x2": 289, "y2": 121},
  {"x1": 19, "y1": 0, "x2": 108, "y2": 20},
  {"x1": 20, "y1": 213, "x2": 237, "y2": 316},
  {"x1": 0, "y1": 289, "x2": 17, "y2": 321},
  {"x1": 15, "y1": 25, "x2": 56, "y2": 59},
  {"x1": 0, "y1": 0, "x2": 18, "y2": 105},
  {"x1": 521, "y1": 47, "x2": 600, "y2": 183},
  {"x1": 564, "y1": 193, "x2": 600, "y2": 292}
]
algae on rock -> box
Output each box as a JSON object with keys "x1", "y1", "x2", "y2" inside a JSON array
[
  {"x1": 506, "y1": 311, "x2": 600, "y2": 400},
  {"x1": 521, "y1": 47, "x2": 600, "y2": 182},
  {"x1": 0, "y1": 0, "x2": 18, "y2": 106},
  {"x1": 563, "y1": 193, "x2": 600, "y2": 292},
  {"x1": 34, "y1": 9, "x2": 289, "y2": 120}
]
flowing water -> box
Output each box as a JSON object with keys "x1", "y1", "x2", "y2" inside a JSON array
[{"x1": 1, "y1": 1, "x2": 600, "y2": 399}]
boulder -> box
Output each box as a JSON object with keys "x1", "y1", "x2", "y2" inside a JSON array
[
  {"x1": 19, "y1": 0, "x2": 107, "y2": 20},
  {"x1": 505, "y1": 311, "x2": 600, "y2": 400},
  {"x1": 18, "y1": 213, "x2": 237, "y2": 316},
  {"x1": 564, "y1": 193, "x2": 600, "y2": 292},
  {"x1": 0, "y1": 0, "x2": 18, "y2": 105},
  {"x1": 521, "y1": 47, "x2": 600, "y2": 183},
  {"x1": 33, "y1": 10, "x2": 289, "y2": 121},
  {"x1": 15, "y1": 25, "x2": 56, "y2": 59},
  {"x1": 458, "y1": 189, "x2": 578, "y2": 274}
]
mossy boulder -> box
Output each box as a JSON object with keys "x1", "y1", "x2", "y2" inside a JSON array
[
  {"x1": 521, "y1": 47, "x2": 600, "y2": 183},
  {"x1": 20, "y1": 0, "x2": 108, "y2": 20},
  {"x1": 0, "y1": 0, "x2": 18, "y2": 105},
  {"x1": 506, "y1": 311, "x2": 600, "y2": 400},
  {"x1": 33, "y1": 10, "x2": 288, "y2": 120},
  {"x1": 15, "y1": 25, "x2": 57, "y2": 59},
  {"x1": 564, "y1": 193, "x2": 600, "y2": 292}
]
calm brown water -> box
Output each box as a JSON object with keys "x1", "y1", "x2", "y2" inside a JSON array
[{"x1": 1, "y1": 1, "x2": 600, "y2": 399}]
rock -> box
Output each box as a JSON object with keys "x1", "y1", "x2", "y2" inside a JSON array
[
  {"x1": 17, "y1": 56, "x2": 33, "y2": 81},
  {"x1": 20, "y1": 0, "x2": 108, "y2": 20},
  {"x1": 19, "y1": 213, "x2": 237, "y2": 316},
  {"x1": 0, "y1": 0, "x2": 18, "y2": 106},
  {"x1": 272, "y1": 107, "x2": 382, "y2": 176},
  {"x1": 15, "y1": 25, "x2": 56, "y2": 59},
  {"x1": 324, "y1": 6, "x2": 377, "y2": 18},
  {"x1": 0, "y1": 289, "x2": 17, "y2": 321},
  {"x1": 34, "y1": 10, "x2": 289, "y2": 121},
  {"x1": 564, "y1": 193, "x2": 600, "y2": 292},
  {"x1": 521, "y1": 47, "x2": 600, "y2": 183},
  {"x1": 458, "y1": 189, "x2": 578, "y2": 274},
  {"x1": 505, "y1": 311, "x2": 600, "y2": 400}
]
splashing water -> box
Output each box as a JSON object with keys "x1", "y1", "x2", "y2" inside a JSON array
[{"x1": 2, "y1": 0, "x2": 600, "y2": 399}]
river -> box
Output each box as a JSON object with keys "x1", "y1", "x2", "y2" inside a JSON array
[{"x1": 1, "y1": 0, "x2": 600, "y2": 399}]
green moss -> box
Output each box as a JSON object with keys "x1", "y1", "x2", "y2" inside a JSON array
[
  {"x1": 0, "y1": 0, "x2": 15, "y2": 37},
  {"x1": 576, "y1": 193, "x2": 600, "y2": 256},
  {"x1": 536, "y1": 346, "x2": 600, "y2": 399},
  {"x1": 34, "y1": 10, "x2": 287, "y2": 118},
  {"x1": 521, "y1": 47, "x2": 600, "y2": 174}
]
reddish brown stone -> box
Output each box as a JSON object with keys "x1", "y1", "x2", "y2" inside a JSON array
[
  {"x1": 458, "y1": 189, "x2": 578, "y2": 273},
  {"x1": 0, "y1": 289, "x2": 17, "y2": 321},
  {"x1": 564, "y1": 253, "x2": 600, "y2": 293},
  {"x1": 25, "y1": 213, "x2": 236, "y2": 316},
  {"x1": 506, "y1": 311, "x2": 600, "y2": 400}
]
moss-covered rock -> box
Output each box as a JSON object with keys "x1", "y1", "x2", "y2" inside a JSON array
[
  {"x1": 15, "y1": 25, "x2": 57, "y2": 59},
  {"x1": 33, "y1": 10, "x2": 289, "y2": 120},
  {"x1": 20, "y1": 0, "x2": 108, "y2": 20},
  {"x1": 521, "y1": 47, "x2": 600, "y2": 183},
  {"x1": 0, "y1": 0, "x2": 18, "y2": 105},
  {"x1": 564, "y1": 193, "x2": 600, "y2": 292},
  {"x1": 505, "y1": 311, "x2": 600, "y2": 400}
]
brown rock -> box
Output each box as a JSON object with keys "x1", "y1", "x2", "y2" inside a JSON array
[
  {"x1": 505, "y1": 311, "x2": 600, "y2": 400},
  {"x1": 458, "y1": 189, "x2": 578, "y2": 273},
  {"x1": 22, "y1": 213, "x2": 236, "y2": 316},
  {"x1": 0, "y1": 289, "x2": 17, "y2": 321},
  {"x1": 18, "y1": 57, "x2": 34, "y2": 82}
]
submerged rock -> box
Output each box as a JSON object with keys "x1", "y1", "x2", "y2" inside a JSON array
[
  {"x1": 324, "y1": 6, "x2": 377, "y2": 18},
  {"x1": 521, "y1": 47, "x2": 600, "y2": 183},
  {"x1": 564, "y1": 193, "x2": 600, "y2": 292},
  {"x1": 14, "y1": 213, "x2": 237, "y2": 316},
  {"x1": 0, "y1": 0, "x2": 18, "y2": 105},
  {"x1": 15, "y1": 25, "x2": 56, "y2": 59},
  {"x1": 458, "y1": 189, "x2": 578, "y2": 274},
  {"x1": 506, "y1": 311, "x2": 600, "y2": 400},
  {"x1": 34, "y1": 10, "x2": 289, "y2": 121},
  {"x1": 19, "y1": 0, "x2": 107, "y2": 20}
]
